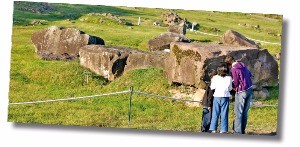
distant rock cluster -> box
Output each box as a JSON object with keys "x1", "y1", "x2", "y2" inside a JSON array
[
  {"x1": 238, "y1": 23, "x2": 260, "y2": 30},
  {"x1": 160, "y1": 11, "x2": 200, "y2": 37},
  {"x1": 15, "y1": 2, "x2": 55, "y2": 14},
  {"x1": 30, "y1": 20, "x2": 48, "y2": 26},
  {"x1": 87, "y1": 13, "x2": 124, "y2": 23},
  {"x1": 80, "y1": 13, "x2": 133, "y2": 26},
  {"x1": 161, "y1": 11, "x2": 183, "y2": 26}
]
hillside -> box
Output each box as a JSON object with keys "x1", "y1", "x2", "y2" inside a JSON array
[{"x1": 8, "y1": 1, "x2": 280, "y2": 134}]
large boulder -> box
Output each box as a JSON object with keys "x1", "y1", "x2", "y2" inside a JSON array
[
  {"x1": 31, "y1": 26, "x2": 105, "y2": 60},
  {"x1": 221, "y1": 30, "x2": 259, "y2": 48},
  {"x1": 147, "y1": 32, "x2": 190, "y2": 51},
  {"x1": 164, "y1": 42, "x2": 278, "y2": 91},
  {"x1": 125, "y1": 50, "x2": 168, "y2": 72},
  {"x1": 168, "y1": 25, "x2": 186, "y2": 35},
  {"x1": 79, "y1": 45, "x2": 168, "y2": 81}
]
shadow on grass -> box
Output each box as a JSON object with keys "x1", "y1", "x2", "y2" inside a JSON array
[
  {"x1": 190, "y1": 39, "x2": 212, "y2": 43},
  {"x1": 247, "y1": 131, "x2": 277, "y2": 136},
  {"x1": 91, "y1": 74, "x2": 108, "y2": 85},
  {"x1": 264, "y1": 85, "x2": 279, "y2": 102}
]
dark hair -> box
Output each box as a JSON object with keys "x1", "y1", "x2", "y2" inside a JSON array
[
  {"x1": 208, "y1": 69, "x2": 217, "y2": 79},
  {"x1": 217, "y1": 63, "x2": 229, "y2": 77},
  {"x1": 224, "y1": 55, "x2": 235, "y2": 64}
]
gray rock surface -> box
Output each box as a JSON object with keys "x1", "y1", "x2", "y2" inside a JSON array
[
  {"x1": 164, "y1": 42, "x2": 278, "y2": 90},
  {"x1": 147, "y1": 32, "x2": 190, "y2": 51},
  {"x1": 254, "y1": 88, "x2": 270, "y2": 99},
  {"x1": 31, "y1": 26, "x2": 104, "y2": 60},
  {"x1": 79, "y1": 45, "x2": 168, "y2": 81},
  {"x1": 221, "y1": 30, "x2": 259, "y2": 48}
]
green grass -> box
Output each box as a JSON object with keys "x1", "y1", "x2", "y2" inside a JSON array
[{"x1": 8, "y1": 1, "x2": 280, "y2": 134}]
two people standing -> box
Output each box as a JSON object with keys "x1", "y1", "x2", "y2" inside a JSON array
[{"x1": 201, "y1": 55, "x2": 253, "y2": 134}]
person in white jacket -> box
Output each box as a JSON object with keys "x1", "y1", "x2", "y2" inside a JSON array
[{"x1": 209, "y1": 63, "x2": 232, "y2": 133}]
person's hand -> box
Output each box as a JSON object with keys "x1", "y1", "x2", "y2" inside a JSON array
[{"x1": 208, "y1": 107, "x2": 211, "y2": 111}]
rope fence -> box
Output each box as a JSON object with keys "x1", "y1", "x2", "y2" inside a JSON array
[
  {"x1": 194, "y1": 30, "x2": 281, "y2": 45},
  {"x1": 9, "y1": 89, "x2": 277, "y2": 107},
  {"x1": 9, "y1": 90, "x2": 130, "y2": 105},
  {"x1": 8, "y1": 86, "x2": 278, "y2": 133}
]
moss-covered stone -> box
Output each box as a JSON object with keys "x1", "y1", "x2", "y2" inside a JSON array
[
  {"x1": 165, "y1": 42, "x2": 278, "y2": 91},
  {"x1": 172, "y1": 44, "x2": 201, "y2": 65}
]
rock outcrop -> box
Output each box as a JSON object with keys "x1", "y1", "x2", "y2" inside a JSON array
[
  {"x1": 147, "y1": 32, "x2": 190, "y2": 51},
  {"x1": 31, "y1": 26, "x2": 105, "y2": 60},
  {"x1": 15, "y1": 1, "x2": 55, "y2": 14},
  {"x1": 164, "y1": 42, "x2": 278, "y2": 92},
  {"x1": 221, "y1": 30, "x2": 259, "y2": 48},
  {"x1": 161, "y1": 11, "x2": 183, "y2": 26},
  {"x1": 79, "y1": 45, "x2": 168, "y2": 81},
  {"x1": 85, "y1": 13, "x2": 133, "y2": 26}
]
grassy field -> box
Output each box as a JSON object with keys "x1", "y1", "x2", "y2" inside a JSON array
[{"x1": 8, "y1": 1, "x2": 281, "y2": 134}]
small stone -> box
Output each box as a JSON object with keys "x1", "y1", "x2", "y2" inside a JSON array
[
  {"x1": 275, "y1": 52, "x2": 281, "y2": 60},
  {"x1": 254, "y1": 89, "x2": 270, "y2": 100}
]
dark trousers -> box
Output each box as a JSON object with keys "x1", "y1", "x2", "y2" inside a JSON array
[{"x1": 201, "y1": 107, "x2": 212, "y2": 132}]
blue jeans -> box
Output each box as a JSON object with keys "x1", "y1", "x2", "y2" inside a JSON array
[
  {"x1": 209, "y1": 97, "x2": 229, "y2": 133},
  {"x1": 233, "y1": 88, "x2": 253, "y2": 134},
  {"x1": 201, "y1": 107, "x2": 212, "y2": 132}
]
